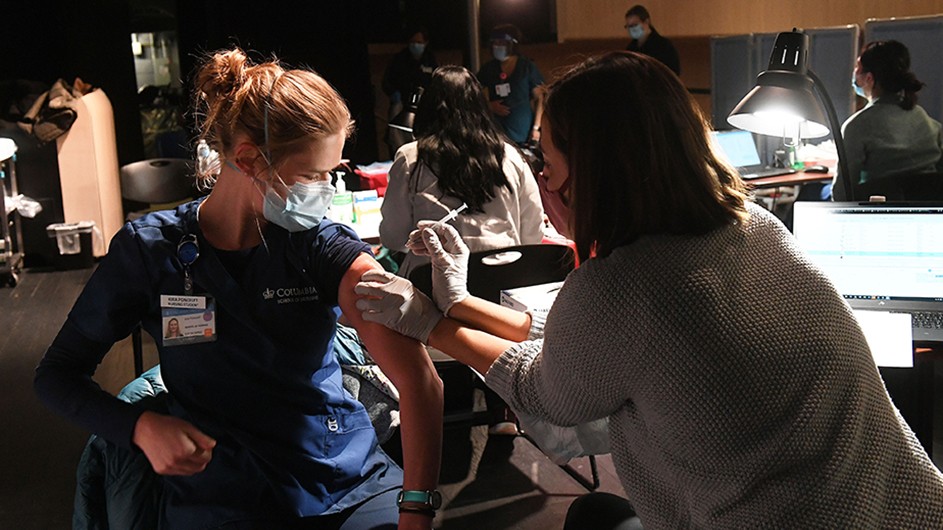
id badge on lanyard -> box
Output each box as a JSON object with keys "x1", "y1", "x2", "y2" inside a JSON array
[{"x1": 161, "y1": 234, "x2": 217, "y2": 347}]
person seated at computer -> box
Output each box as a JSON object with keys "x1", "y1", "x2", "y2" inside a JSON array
[
  {"x1": 356, "y1": 51, "x2": 943, "y2": 529},
  {"x1": 833, "y1": 39, "x2": 943, "y2": 200},
  {"x1": 380, "y1": 65, "x2": 545, "y2": 278}
]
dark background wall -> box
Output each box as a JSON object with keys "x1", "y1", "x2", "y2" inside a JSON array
[
  {"x1": 1, "y1": 0, "x2": 144, "y2": 166},
  {"x1": 175, "y1": 0, "x2": 378, "y2": 165},
  {"x1": 1, "y1": 0, "x2": 380, "y2": 168}
]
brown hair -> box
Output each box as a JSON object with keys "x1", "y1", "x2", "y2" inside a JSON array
[
  {"x1": 545, "y1": 51, "x2": 747, "y2": 262},
  {"x1": 624, "y1": 5, "x2": 651, "y2": 21},
  {"x1": 192, "y1": 48, "x2": 353, "y2": 183}
]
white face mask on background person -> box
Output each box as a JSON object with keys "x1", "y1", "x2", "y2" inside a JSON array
[
  {"x1": 409, "y1": 42, "x2": 426, "y2": 59},
  {"x1": 852, "y1": 76, "x2": 867, "y2": 99},
  {"x1": 492, "y1": 45, "x2": 509, "y2": 62},
  {"x1": 628, "y1": 24, "x2": 645, "y2": 40}
]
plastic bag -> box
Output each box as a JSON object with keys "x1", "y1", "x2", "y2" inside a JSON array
[
  {"x1": 5, "y1": 194, "x2": 43, "y2": 217},
  {"x1": 516, "y1": 409, "x2": 610, "y2": 465}
]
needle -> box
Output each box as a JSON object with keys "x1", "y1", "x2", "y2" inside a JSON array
[
  {"x1": 406, "y1": 203, "x2": 468, "y2": 247},
  {"x1": 436, "y1": 203, "x2": 468, "y2": 224}
]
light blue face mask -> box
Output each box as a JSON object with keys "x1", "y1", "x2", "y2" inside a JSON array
[
  {"x1": 852, "y1": 76, "x2": 867, "y2": 99},
  {"x1": 628, "y1": 24, "x2": 645, "y2": 40},
  {"x1": 262, "y1": 178, "x2": 336, "y2": 232},
  {"x1": 492, "y1": 45, "x2": 509, "y2": 62},
  {"x1": 256, "y1": 94, "x2": 336, "y2": 232},
  {"x1": 408, "y1": 42, "x2": 426, "y2": 59}
]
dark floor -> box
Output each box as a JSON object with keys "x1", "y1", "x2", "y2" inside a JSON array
[
  {"x1": 0, "y1": 266, "x2": 624, "y2": 529},
  {"x1": 3, "y1": 266, "x2": 942, "y2": 529}
]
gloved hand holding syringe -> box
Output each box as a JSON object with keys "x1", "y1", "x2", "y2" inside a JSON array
[{"x1": 405, "y1": 203, "x2": 467, "y2": 249}]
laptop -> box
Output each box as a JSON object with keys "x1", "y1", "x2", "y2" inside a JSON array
[
  {"x1": 792, "y1": 201, "x2": 943, "y2": 343},
  {"x1": 710, "y1": 129, "x2": 796, "y2": 179}
]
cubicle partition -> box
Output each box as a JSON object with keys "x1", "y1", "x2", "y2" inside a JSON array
[{"x1": 865, "y1": 15, "x2": 943, "y2": 124}]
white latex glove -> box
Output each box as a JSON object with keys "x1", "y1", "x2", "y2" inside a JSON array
[
  {"x1": 406, "y1": 221, "x2": 469, "y2": 315},
  {"x1": 354, "y1": 270, "x2": 443, "y2": 344}
]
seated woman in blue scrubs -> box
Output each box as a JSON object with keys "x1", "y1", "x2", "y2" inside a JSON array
[
  {"x1": 35, "y1": 48, "x2": 443, "y2": 530},
  {"x1": 833, "y1": 39, "x2": 943, "y2": 200}
]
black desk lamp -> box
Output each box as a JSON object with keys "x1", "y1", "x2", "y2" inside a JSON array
[
  {"x1": 727, "y1": 30, "x2": 854, "y2": 200},
  {"x1": 387, "y1": 87, "x2": 422, "y2": 147}
]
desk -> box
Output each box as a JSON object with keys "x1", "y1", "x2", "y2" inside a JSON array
[
  {"x1": 349, "y1": 216, "x2": 380, "y2": 244},
  {"x1": 746, "y1": 170, "x2": 833, "y2": 189}
]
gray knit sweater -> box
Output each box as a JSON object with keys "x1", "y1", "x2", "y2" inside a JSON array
[{"x1": 487, "y1": 202, "x2": 943, "y2": 528}]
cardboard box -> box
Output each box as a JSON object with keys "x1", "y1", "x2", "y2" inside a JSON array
[{"x1": 500, "y1": 281, "x2": 564, "y2": 314}]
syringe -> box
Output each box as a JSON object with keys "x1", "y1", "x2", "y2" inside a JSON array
[
  {"x1": 436, "y1": 202, "x2": 468, "y2": 225},
  {"x1": 406, "y1": 203, "x2": 468, "y2": 247}
]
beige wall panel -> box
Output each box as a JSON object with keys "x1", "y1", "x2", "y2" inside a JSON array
[{"x1": 558, "y1": 0, "x2": 943, "y2": 40}]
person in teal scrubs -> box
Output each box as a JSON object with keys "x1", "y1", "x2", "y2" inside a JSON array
[{"x1": 477, "y1": 24, "x2": 546, "y2": 146}]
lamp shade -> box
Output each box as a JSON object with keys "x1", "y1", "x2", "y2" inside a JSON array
[
  {"x1": 388, "y1": 108, "x2": 415, "y2": 134},
  {"x1": 0, "y1": 137, "x2": 17, "y2": 162},
  {"x1": 727, "y1": 71, "x2": 831, "y2": 138},
  {"x1": 727, "y1": 31, "x2": 831, "y2": 139}
]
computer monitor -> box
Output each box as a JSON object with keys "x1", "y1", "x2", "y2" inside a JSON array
[
  {"x1": 711, "y1": 129, "x2": 762, "y2": 168},
  {"x1": 792, "y1": 202, "x2": 943, "y2": 342}
]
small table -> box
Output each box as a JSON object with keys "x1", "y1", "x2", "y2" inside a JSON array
[
  {"x1": 746, "y1": 169, "x2": 833, "y2": 189},
  {"x1": 349, "y1": 216, "x2": 381, "y2": 245}
]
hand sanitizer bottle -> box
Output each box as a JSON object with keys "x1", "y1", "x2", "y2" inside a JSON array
[{"x1": 331, "y1": 172, "x2": 355, "y2": 224}]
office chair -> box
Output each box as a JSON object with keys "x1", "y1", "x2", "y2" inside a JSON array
[
  {"x1": 855, "y1": 171, "x2": 943, "y2": 201},
  {"x1": 120, "y1": 158, "x2": 197, "y2": 222},
  {"x1": 119, "y1": 158, "x2": 198, "y2": 376},
  {"x1": 408, "y1": 243, "x2": 600, "y2": 489},
  {"x1": 408, "y1": 243, "x2": 575, "y2": 305}
]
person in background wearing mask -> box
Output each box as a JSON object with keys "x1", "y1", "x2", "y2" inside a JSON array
[
  {"x1": 834, "y1": 39, "x2": 943, "y2": 200},
  {"x1": 382, "y1": 25, "x2": 438, "y2": 155},
  {"x1": 35, "y1": 47, "x2": 443, "y2": 530},
  {"x1": 355, "y1": 52, "x2": 943, "y2": 529},
  {"x1": 477, "y1": 24, "x2": 546, "y2": 147},
  {"x1": 625, "y1": 4, "x2": 680, "y2": 76}
]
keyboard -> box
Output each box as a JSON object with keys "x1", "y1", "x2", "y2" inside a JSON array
[
  {"x1": 911, "y1": 311, "x2": 943, "y2": 329},
  {"x1": 740, "y1": 167, "x2": 797, "y2": 180}
]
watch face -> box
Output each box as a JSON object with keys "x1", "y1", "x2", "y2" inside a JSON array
[{"x1": 397, "y1": 490, "x2": 442, "y2": 509}]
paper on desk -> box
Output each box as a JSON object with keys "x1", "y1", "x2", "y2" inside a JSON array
[{"x1": 853, "y1": 310, "x2": 913, "y2": 368}]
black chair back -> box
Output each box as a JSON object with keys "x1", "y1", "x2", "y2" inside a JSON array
[
  {"x1": 119, "y1": 158, "x2": 196, "y2": 205},
  {"x1": 408, "y1": 243, "x2": 576, "y2": 304},
  {"x1": 854, "y1": 171, "x2": 943, "y2": 201}
]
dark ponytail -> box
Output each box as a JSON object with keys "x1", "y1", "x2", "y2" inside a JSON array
[{"x1": 859, "y1": 40, "x2": 924, "y2": 110}]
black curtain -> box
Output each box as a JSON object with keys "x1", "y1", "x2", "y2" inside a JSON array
[
  {"x1": 1, "y1": 0, "x2": 144, "y2": 166},
  {"x1": 176, "y1": 0, "x2": 378, "y2": 164}
]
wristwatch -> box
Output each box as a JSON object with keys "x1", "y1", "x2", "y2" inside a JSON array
[{"x1": 397, "y1": 489, "x2": 442, "y2": 510}]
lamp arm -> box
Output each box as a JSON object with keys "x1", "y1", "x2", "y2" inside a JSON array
[{"x1": 807, "y1": 69, "x2": 854, "y2": 201}]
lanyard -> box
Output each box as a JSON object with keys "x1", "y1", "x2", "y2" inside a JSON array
[{"x1": 177, "y1": 234, "x2": 200, "y2": 295}]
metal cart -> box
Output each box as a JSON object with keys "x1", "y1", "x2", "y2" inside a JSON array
[{"x1": 1, "y1": 138, "x2": 24, "y2": 287}]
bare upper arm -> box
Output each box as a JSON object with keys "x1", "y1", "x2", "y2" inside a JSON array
[{"x1": 337, "y1": 253, "x2": 436, "y2": 384}]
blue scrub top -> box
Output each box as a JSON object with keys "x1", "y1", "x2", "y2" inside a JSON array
[
  {"x1": 477, "y1": 56, "x2": 544, "y2": 144},
  {"x1": 66, "y1": 200, "x2": 402, "y2": 528}
]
